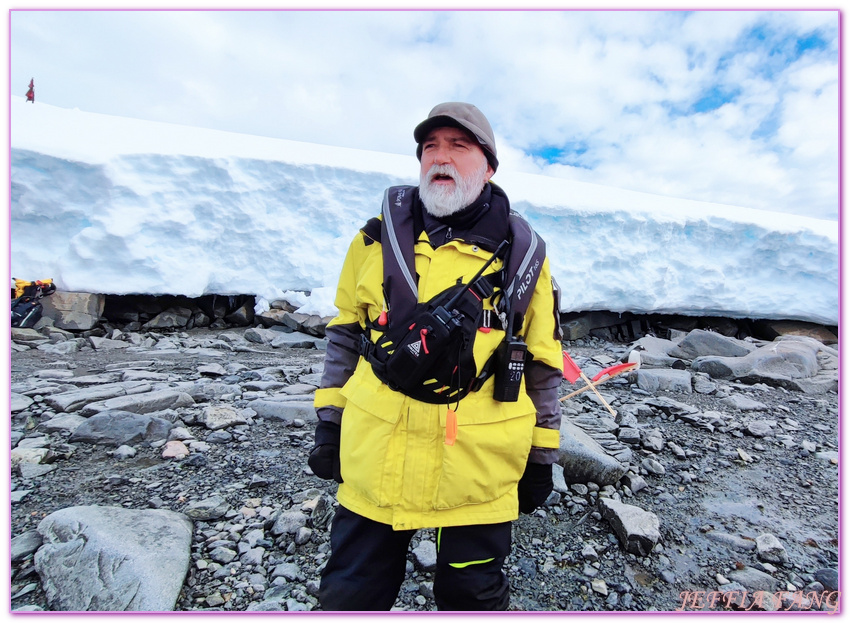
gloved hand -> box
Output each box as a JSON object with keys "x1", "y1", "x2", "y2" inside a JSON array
[
  {"x1": 517, "y1": 461, "x2": 553, "y2": 514},
  {"x1": 308, "y1": 420, "x2": 343, "y2": 483}
]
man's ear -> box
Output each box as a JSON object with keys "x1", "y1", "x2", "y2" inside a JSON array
[{"x1": 485, "y1": 164, "x2": 495, "y2": 181}]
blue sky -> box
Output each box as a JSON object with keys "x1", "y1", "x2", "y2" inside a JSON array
[{"x1": 9, "y1": 8, "x2": 840, "y2": 220}]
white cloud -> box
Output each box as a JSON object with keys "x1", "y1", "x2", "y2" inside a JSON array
[{"x1": 10, "y1": 9, "x2": 839, "y2": 219}]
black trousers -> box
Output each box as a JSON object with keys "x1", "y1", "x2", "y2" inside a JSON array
[{"x1": 318, "y1": 505, "x2": 512, "y2": 611}]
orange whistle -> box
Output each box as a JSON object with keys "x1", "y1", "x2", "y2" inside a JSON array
[{"x1": 445, "y1": 409, "x2": 457, "y2": 446}]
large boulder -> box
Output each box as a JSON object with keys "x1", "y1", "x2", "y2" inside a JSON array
[
  {"x1": 40, "y1": 292, "x2": 105, "y2": 331},
  {"x1": 668, "y1": 329, "x2": 755, "y2": 360},
  {"x1": 692, "y1": 337, "x2": 820, "y2": 382},
  {"x1": 558, "y1": 419, "x2": 628, "y2": 486},
  {"x1": 69, "y1": 410, "x2": 173, "y2": 446},
  {"x1": 34, "y1": 505, "x2": 192, "y2": 611}
]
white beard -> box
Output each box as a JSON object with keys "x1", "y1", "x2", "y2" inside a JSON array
[{"x1": 419, "y1": 161, "x2": 489, "y2": 218}]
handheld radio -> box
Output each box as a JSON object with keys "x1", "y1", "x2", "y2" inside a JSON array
[{"x1": 491, "y1": 286, "x2": 528, "y2": 403}]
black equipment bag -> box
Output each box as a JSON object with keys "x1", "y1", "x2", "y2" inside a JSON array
[{"x1": 11, "y1": 297, "x2": 43, "y2": 328}]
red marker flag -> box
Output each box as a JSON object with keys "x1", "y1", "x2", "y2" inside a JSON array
[
  {"x1": 25, "y1": 79, "x2": 34, "y2": 103},
  {"x1": 562, "y1": 351, "x2": 582, "y2": 383}
]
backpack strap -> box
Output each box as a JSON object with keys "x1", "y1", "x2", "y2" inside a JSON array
[
  {"x1": 500, "y1": 211, "x2": 546, "y2": 337},
  {"x1": 380, "y1": 186, "x2": 420, "y2": 329}
]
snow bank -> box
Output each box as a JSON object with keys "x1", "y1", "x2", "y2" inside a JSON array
[{"x1": 11, "y1": 97, "x2": 838, "y2": 325}]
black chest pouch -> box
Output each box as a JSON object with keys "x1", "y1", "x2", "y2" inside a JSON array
[
  {"x1": 361, "y1": 282, "x2": 484, "y2": 404},
  {"x1": 360, "y1": 241, "x2": 508, "y2": 405}
]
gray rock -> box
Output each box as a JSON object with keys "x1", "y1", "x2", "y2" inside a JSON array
[
  {"x1": 12, "y1": 328, "x2": 50, "y2": 345},
  {"x1": 80, "y1": 389, "x2": 195, "y2": 417},
  {"x1": 745, "y1": 420, "x2": 776, "y2": 437},
  {"x1": 37, "y1": 413, "x2": 87, "y2": 434},
  {"x1": 11, "y1": 447, "x2": 49, "y2": 466},
  {"x1": 693, "y1": 374, "x2": 718, "y2": 394},
  {"x1": 558, "y1": 420, "x2": 628, "y2": 486},
  {"x1": 726, "y1": 566, "x2": 780, "y2": 593},
  {"x1": 636, "y1": 369, "x2": 693, "y2": 394},
  {"x1": 11, "y1": 489, "x2": 33, "y2": 503},
  {"x1": 310, "y1": 494, "x2": 335, "y2": 531},
  {"x1": 11, "y1": 393, "x2": 34, "y2": 413},
  {"x1": 412, "y1": 540, "x2": 437, "y2": 572},
  {"x1": 197, "y1": 405, "x2": 250, "y2": 430},
  {"x1": 598, "y1": 498, "x2": 660, "y2": 556},
  {"x1": 89, "y1": 336, "x2": 132, "y2": 350},
  {"x1": 110, "y1": 445, "x2": 137, "y2": 459},
  {"x1": 244, "y1": 327, "x2": 291, "y2": 345},
  {"x1": 617, "y1": 428, "x2": 641, "y2": 445},
  {"x1": 271, "y1": 511, "x2": 308, "y2": 536},
  {"x1": 38, "y1": 340, "x2": 85, "y2": 355},
  {"x1": 814, "y1": 568, "x2": 839, "y2": 592},
  {"x1": 44, "y1": 381, "x2": 152, "y2": 413},
  {"x1": 704, "y1": 531, "x2": 757, "y2": 551},
  {"x1": 34, "y1": 505, "x2": 192, "y2": 611},
  {"x1": 40, "y1": 292, "x2": 105, "y2": 331},
  {"x1": 198, "y1": 363, "x2": 228, "y2": 377},
  {"x1": 270, "y1": 332, "x2": 324, "y2": 349},
  {"x1": 279, "y1": 383, "x2": 318, "y2": 395},
  {"x1": 121, "y1": 370, "x2": 170, "y2": 382},
  {"x1": 643, "y1": 396, "x2": 699, "y2": 417},
  {"x1": 210, "y1": 547, "x2": 237, "y2": 564},
  {"x1": 641, "y1": 429, "x2": 665, "y2": 453},
  {"x1": 184, "y1": 496, "x2": 230, "y2": 521},
  {"x1": 272, "y1": 562, "x2": 302, "y2": 581},
  {"x1": 69, "y1": 410, "x2": 173, "y2": 446},
  {"x1": 668, "y1": 329, "x2": 755, "y2": 360},
  {"x1": 721, "y1": 394, "x2": 769, "y2": 412},
  {"x1": 248, "y1": 400, "x2": 317, "y2": 423},
  {"x1": 621, "y1": 473, "x2": 648, "y2": 494},
  {"x1": 18, "y1": 462, "x2": 57, "y2": 479},
  {"x1": 11, "y1": 529, "x2": 43, "y2": 562},
  {"x1": 142, "y1": 307, "x2": 192, "y2": 330},
  {"x1": 294, "y1": 527, "x2": 313, "y2": 545},
  {"x1": 692, "y1": 339, "x2": 820, "y2": 383},
  {"x1": 640, "y1": 458, "x2": 666, "y2": 475},
  {"x1": 755, "y1": 533, "x2": 789, "y2": 564}
]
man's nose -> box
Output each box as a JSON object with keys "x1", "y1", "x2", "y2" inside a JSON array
[{"x1": 430, "y1": 143, "x2": 452, "y2": 165}]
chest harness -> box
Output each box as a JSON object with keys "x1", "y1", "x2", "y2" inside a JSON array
[{"x1": 358, "y1": 185, "x2": 547, "y2": 405}]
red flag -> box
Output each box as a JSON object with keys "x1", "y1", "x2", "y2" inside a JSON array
[
  {"x1": 25, "y1": 78, "x2": 34, "y2": 103},
  {"x1": 562, "y1": 351, "x2": 582, "y2": 383},
  {"x1": 591, "y1": 362, "x2": 638, "y2": 383}
]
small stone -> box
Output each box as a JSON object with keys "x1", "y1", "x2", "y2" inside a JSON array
[
  {"x1": 756, "y1": 533, "x2": 789, "y2": 564},
  {"x1": 591, "y1": 579, "x2": 608, "y2": 596},
  {"x1": 162, "y1": 440, "x2": 190, "y2": 459}
]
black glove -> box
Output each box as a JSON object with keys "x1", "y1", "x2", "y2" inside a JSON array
[
  {"x1": 308, "y1": 420, "x2": 343, "y2": 483},
  {"x1": 517, "y1": 461, "x2": 553, "y2": 514}
]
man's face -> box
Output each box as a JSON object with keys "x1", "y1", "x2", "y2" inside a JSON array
[{"x1": 418, "y1": 126, "x2": 494, "y2": 218}]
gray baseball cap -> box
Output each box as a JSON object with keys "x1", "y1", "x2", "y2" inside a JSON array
[{"x1": 414, "y1": 102, "x2": 499, "y2": 172}]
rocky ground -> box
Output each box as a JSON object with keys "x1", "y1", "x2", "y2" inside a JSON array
[{"x1": 9, "y1": 325, "x2": 840, "y2": 613}]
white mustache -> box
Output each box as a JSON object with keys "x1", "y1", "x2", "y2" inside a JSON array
[{"x1": 425, "y1": 164, "x2": 460, "y2": 184}]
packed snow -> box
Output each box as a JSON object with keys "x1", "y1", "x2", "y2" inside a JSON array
[{"x1": 10, "y1": 97, "x2": 839, "y2": 326}]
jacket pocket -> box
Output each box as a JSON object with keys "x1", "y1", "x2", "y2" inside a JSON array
[
  {"x1": 339, "y1": 364, "x2": 405, "y2": 508},
  {"x1": 433, "y1": 397, "x2": 535, "y2": 511}
]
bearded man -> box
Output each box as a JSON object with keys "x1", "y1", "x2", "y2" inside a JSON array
[{"x1": 308, "y1": 102, "x2": 564, "y2": 611}]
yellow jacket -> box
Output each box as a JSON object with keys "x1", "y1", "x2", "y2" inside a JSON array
[{"x1": 314, "y1": 216, "x2": 563, "y2": 531}]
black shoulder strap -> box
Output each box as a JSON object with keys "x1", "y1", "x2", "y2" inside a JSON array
[
  {"x1": 380, "y1": 186, "x2": 420, "y2": 329},
  {"x1": 501, "y1": 210, "x2": 546, "y2": 337}
]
